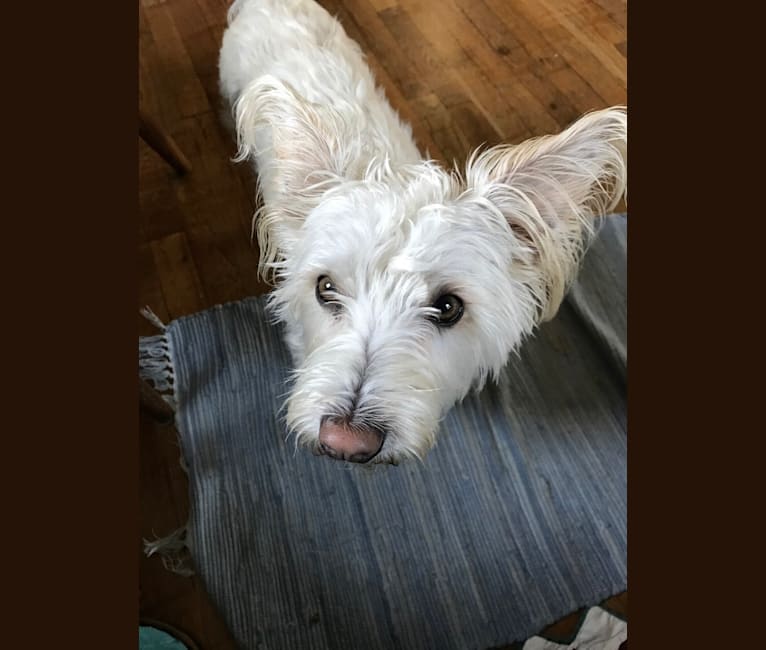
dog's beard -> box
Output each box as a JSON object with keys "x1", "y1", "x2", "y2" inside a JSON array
[{"x1": 282, "y1": 312, "x2": 448, "y2": 463}]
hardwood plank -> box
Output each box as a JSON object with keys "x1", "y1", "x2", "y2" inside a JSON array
[
  {"x1": 139, "y1": 242, "x2": 171, "y2": 336},
  {"x1": 368, "y1": 0, "x2": 399, "y2": 10},
  {"x1": 547, "y1": 64, "x2": 613, "y2": 118},
  {"x1": 166, "y1": 0, "x2": 229, "y2": 110},
  {"x1": 503, "y1": 0, "x2": 625, "y2": 106},
  {"x1": 409, "y1": 92, "x2": 464, "y2": 163},
  {"x1": 143, "y1": 2, "x2": 211, "y2": 124},
  {"x1": 447, "y1": 0, "x2": 588, "y2": 131},
  {"x1": 590, "y1": 15, "x2": 628, "y2": 46},
  {"x1": 320, "y1": 0, "x2": 445, "y2": 159},
  {"x1": 379, "y1": 5, "x2": 504, "y2": 162},
  {"x1": 471, "y1": 0, "x2": 572, "y2": 77},
  {"x1": 586, "y1": 0, "x2": 627, "y2": 29},
  {"x1": 150, "y1": 232, "x2": 207, "y2": 319},
  {"x1": 409, "y1": 0, "x2": 564, "y2": 136},
  {"x1": 372, "y1": 2, "x2": 510, "y2": 160},
  {"x1": 550, "y1": 34, "x2": 626, "y2": 106},
  {"x1": 326, "y1": 0, "x2": 429, "y2": 99},
  {"x1": 170, "y1": 112, "x2": 265, "y2": 297},
  {"x1": 534, "y1": 0, "x2": 626, "y2": 84}
]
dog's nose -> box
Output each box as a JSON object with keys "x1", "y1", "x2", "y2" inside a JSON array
[{"x1": 318, "y1": 420, "x2": 384, "y2": 463}]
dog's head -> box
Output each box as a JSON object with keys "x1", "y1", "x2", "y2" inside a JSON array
[{"x1": 235, "y1": 78, "x2": 626, "y2": 464}]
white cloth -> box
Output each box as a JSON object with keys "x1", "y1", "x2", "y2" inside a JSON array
[{"x1": 523, "y1": 607, "x2": 627, "y2": 650}]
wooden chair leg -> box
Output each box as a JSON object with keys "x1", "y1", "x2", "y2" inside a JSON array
[
  {"x1": 139, "y1": 108, "x2": 192, "y2": 175},
  {"x1": 140, "y1": 377, "x2": 175, "y2": 424}
]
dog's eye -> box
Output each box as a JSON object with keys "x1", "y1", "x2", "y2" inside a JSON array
[
  {"x1": 430, "y1": 294, "x2": 464, "y2": 327},
  {"x1": 316, "y1": 275, "x2": 339, "y2": 306}
]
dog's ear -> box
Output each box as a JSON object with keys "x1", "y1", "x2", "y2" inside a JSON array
[
  {"x1": 463, "y1": 106, "x2": 626, "y2": 321},
  {"x1": 233, "y1": 76, "x2": 353, "y2": 276}
]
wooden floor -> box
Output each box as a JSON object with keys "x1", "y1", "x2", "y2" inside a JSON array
[{"x1": 139, "y1": 0, "x2": 627, "y2": 647}]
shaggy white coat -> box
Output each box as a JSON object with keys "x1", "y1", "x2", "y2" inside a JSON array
[{"x1": 219, "y1": 0, "x2": 627, "y2": 463}]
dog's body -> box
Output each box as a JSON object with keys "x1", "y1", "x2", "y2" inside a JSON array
[{"x1": 220, "y1": 0, "x2": 627, "y2": 465}]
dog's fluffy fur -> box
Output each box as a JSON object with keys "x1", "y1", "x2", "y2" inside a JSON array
[{"x1": 219, "y1": 0, "x2": 627, "y2": 464}]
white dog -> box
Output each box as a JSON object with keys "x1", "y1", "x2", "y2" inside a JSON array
[{"x1": 219, "y1": 0, "x2": 627, "y2": 465}]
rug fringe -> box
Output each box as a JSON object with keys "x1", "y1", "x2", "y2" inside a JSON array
[
  {"x1": 140, "y1": 307, "x2": 188, "y2": 576},
  {"x1": 143, "y1": 525, "x2": 195, "y2": 577},
  {"x1": 140, "y1": 306, "x2": 167, "y2": 331},
  {"x1": 139, "y1": 333, "x2": 176, "y2": 409}
]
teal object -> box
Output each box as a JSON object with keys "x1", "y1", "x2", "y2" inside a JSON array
[{"x1": 139, "y1": 626, "x2": 188, "y2": 650}]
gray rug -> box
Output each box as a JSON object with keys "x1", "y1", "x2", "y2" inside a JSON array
[{"x1": 140, "y1": 215, "x2": 627, "y2": 650}]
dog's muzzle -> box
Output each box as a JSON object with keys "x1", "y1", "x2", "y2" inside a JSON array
[{"x1": 317, "y1": 418, "x2": 384, "y2": 463}]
